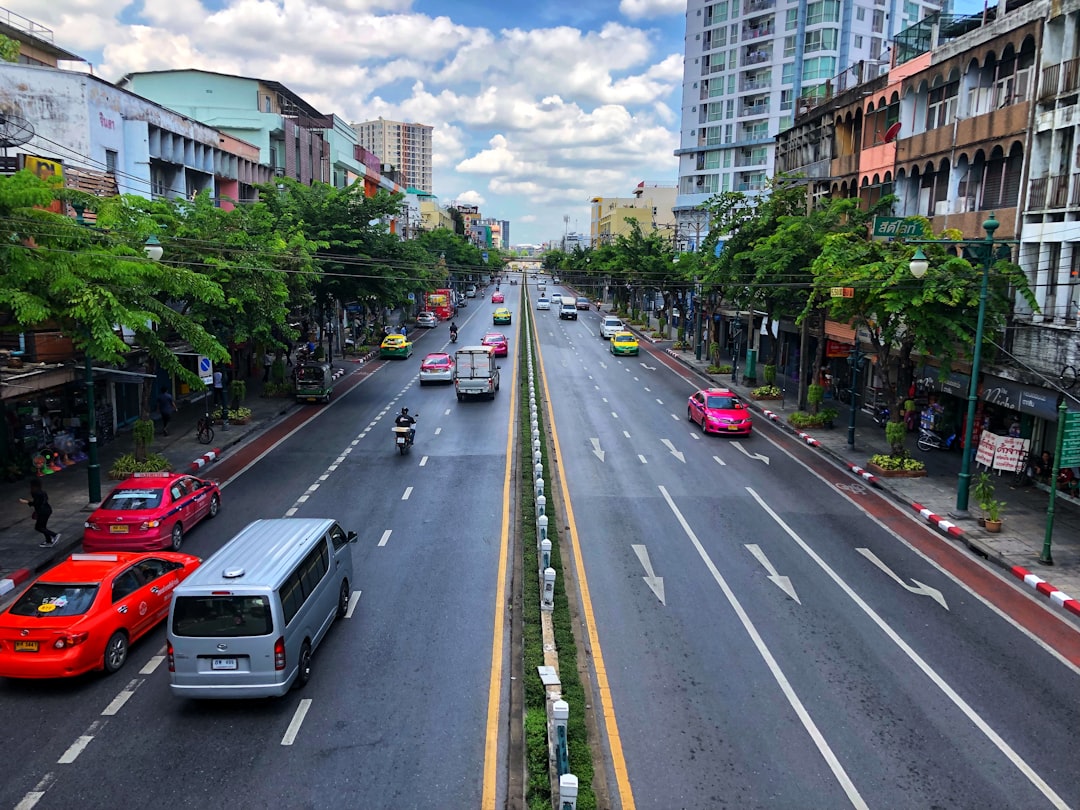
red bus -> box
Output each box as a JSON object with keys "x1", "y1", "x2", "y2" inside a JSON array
[{"x1": 424, "y1": 289, "x2": 455, "y2": 321}]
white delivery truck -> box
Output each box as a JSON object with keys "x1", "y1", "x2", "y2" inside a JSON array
[{"x1": 454, "y1": 346, "x2": 501, "y2": 401}]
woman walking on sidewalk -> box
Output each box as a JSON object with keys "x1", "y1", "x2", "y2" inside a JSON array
[{"x1": 19, "y1": 479, "x2": 60, "y2": 548}]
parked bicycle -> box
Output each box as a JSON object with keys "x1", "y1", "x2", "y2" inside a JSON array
[{"x1": 196, "y1": 413, "x2": 214, "y2": 444}]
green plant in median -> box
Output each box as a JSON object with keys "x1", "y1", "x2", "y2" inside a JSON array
[
  {"x1": 708, "y1": 363, "x2": 733, "y2": 374},
  {"x1": 133, "y1": 418, "x2": 155, "y2": 462},
  {"x1": 762, "y1": 364, "x2": 777, "y2": 385},
  {"x1": 108, "y1": 452, "x2": 172, "y2": 478},
  {"x1": 751, "y1": 384, "x2": 782, "y2": 398},
  {"x1": 885, "y1": 420, "x2": 907, "y2": 454},
  {"x1": 807, "y1": 382, "x2": 824, "y2": 413}
]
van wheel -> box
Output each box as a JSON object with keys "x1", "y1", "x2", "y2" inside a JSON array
[
  {"x1": 103, "y1": 631, "x2": 129, "y2": 674},
  {"x1": 170, "y1": 523, "x2": 183, "y2": 551},
  {"x1": 296, "y1": 642, "x2": 312, "y2": 688},
  {"x1": 337, "y1": 581, "x2": 350, "y2": 619}
]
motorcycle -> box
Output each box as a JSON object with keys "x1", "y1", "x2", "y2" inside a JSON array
[
  {"x1": 393, "y1": 414, "x2": 418, "y2": 455},
  {"x1": 450, "y1": 329, "x2": 458, "y2": 344},
  {"x1": 872, "y1": 404, "x2": 891, "y2": 428},
  {"x1": 917, "y1": 427, "x2": 959, "y2": 452}
]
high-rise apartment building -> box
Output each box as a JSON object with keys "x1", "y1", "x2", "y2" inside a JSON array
[
  {"x1": 674, "y1": 0, "x2": 944, "y2": 227},
  {"x1": 351, "y1": 117, "x2": 433, "y2": 193}
]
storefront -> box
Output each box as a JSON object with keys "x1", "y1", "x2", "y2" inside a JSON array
[{"x1": 981, "y1": 375, "x2": 1062, "y2": 453}]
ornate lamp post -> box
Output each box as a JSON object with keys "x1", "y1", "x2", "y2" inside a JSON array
[{"x1": 907, "y1": 213, "x2": 1012, "y2": 517}]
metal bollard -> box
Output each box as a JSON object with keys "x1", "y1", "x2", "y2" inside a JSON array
[
  {"x1": 541, "y1": 538, "x2": 551, "y2": 570},
  {"x1": 532, "y1": 429, "x2": 540, "y2": 442},
  {"x1": 537, "y1": 514, "x2": 548, "y2": 542},
  {"x1": 541, "y1": 567, "x2": 556, "y2": 611},
  {"x1": 532, "y1": 439, "x2": 541, "y2": 454},
  {"x1": 553, "y1": 699, "x2": 569, "y2": 776},
  {"x1": 559, "y1": 774, "x2": 578, "y2": 810},
  {"x1": 533, "y1": 450, "x2": 542, "y2": 465},
  {"x1": 536, "y1": 494, "x2": 546, "y2": 517},
  {"x1": 534, "y1": 462, "x2": 544, "y2": 481},
  {"x1": 535, "y1": 477, "x2": 544, "y2": 498}
]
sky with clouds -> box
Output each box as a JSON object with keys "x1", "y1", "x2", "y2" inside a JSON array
[{"x1": 19, "y1": 0, "x2": 689, "y2": 246}]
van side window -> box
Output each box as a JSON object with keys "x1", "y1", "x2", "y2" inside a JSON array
[
  {"x1": 278, "y1": 542, "x2": 330, "y2": 625},
  {"x1": 329, "y1": 525, "x2": 348, "y2": 551}
]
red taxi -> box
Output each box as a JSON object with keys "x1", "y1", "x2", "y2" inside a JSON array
[
  {"x1": 83, "y1": 472, "x2": 220, "y2": 553},
  {"x1": 481, "y1": 332, "x2": 509, "y2": 357},
  {"x1": 419, "y1": 351, "x2": 455, "y2": 384},
  {"x1": 0, "y1": 551, "x2": 201, "y2": 678},
  {"x1": 687, "y1": 388, "x2": 753, "y2": 436},
  {"x1": 491, "y1": 291, "x2": 505, "y2": 303}
]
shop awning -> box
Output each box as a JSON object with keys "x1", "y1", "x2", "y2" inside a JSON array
[{"x1": 982, "y1": 376, "x2": 1061, "y2": 421}]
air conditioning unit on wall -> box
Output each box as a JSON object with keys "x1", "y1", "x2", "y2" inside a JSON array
[{"x1": 934, "y1": 200, "x2": 950, "y2": 216}]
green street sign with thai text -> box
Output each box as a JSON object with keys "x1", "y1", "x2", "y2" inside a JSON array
[
  {"x1": 1061, "y1": 410, "x2": 1080, "y2": 467},
  {"x1": 872, "y1": 217, "x2": 925, "y2": 238}
]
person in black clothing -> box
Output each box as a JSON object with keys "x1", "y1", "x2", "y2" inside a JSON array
[
  {"x1": 395, "y1": 407, "x2": 416, "y2": 444},
  {"x1": 20, "y1": 479, "x2": 60, "y2": 547}
]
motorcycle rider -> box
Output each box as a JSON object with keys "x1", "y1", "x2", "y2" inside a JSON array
[
  {"x1": 449, "y1": 321, "x2": 459, "y2": 342},
  {"x1": 395, "y1": 407, "x2": 416, "y2": 445}
]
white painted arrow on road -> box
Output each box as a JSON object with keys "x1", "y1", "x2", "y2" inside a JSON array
[
  {"x1": 632, "y1": 544, "x2": 666, "y2": 604},
  {"x1": 745, "y1": 544, "x2": 801, "y2": 603},
  {"x1": 732, "y1": 441, "x2": 770, "y2": 464},
  {"x1": 856, "y1": 548, "x2": 949, "y2": 610},
  {"x1": 639, "y1": 361, "x2": 656, "y2": 371},
  {"x1": 660, "y1": 438, "x2": 685, "y2": 463},
  {"x1": 590, "y1": 438, "x2": 605, "y2": 462}
]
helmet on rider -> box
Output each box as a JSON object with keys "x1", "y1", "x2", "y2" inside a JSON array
[{"x1": 401, "y1": 407, "x2": 409, "y2": 415}]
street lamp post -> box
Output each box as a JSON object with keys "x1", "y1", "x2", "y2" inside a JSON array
[
  {"x1": 908, "y1": 213, "x2": 1011, "y2": 517},
  {"x1": 84, "y1": 234, "x2": 164, "y2": 507},
  {"x1": 846, "y1": 344, "x2": 866, "y2": 448}
]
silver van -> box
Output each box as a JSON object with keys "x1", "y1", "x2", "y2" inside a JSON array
[{"x1": 167, "y1": 518, "x2": 357, "y2": 698}]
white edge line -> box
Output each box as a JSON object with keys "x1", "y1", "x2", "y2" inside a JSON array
[
  {"x1": 346, "y1": 590, "x2": 361, "y2": 619},
  {"x1": 378, "y1": 529, "x2": 392, "y2": 547}
]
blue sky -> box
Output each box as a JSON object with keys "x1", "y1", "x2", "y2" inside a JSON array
[{"x1": 23, "y1": 0, "x2": 989, "y2": 245}]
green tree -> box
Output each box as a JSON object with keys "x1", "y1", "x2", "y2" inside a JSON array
[{"x1": 0, "y1": 34, "x2": 20, "y2": 63}]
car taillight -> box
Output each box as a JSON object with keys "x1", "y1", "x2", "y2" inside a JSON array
[
  {"x1": 53, "y1": 631, "x2": 89, "y2": 650},
  {"x1": 140, "y1": 519, "x2": 162, "y2": 530},
  {"x1": 274, "y1": 636, "x2": 286, "y2": 671},
  {"x1": 167, "y1": 640, "x2": 175, "y2": 672}
]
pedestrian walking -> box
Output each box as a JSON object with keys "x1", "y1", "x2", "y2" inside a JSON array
[
  {"x1": 263, "y1": 350, "x2": 273, "y2": 382},
  {"x1": 157, "y1": 386, "x2": 175, "y2": 436},
  {"x1": 212, "y1": 368, "x2": 227, "y2": 414},
  {"x1": 20, "y1": 479, "x2": 60, "y2": 548}
]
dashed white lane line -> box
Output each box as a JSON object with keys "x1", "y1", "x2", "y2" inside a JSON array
[
  {"x1": 638, "y1": 455, "x2": 648, "y2": 464},
  {"x1": 402, "y1": 487, "x2": 413, "y2": 500},
  {"x1": 378, "y1": 529, "x2": 392, "y2": 547},
  {"x1": 690, "y1": 433, "x2": 701, "y2": 441},
  {"x1": 345, "y1": 590, "x2": 362, "y2": 619},
  {"x1": 58, "y1": 721, "x2": 103, "y2": 764},
  {"x1": 419, "y1": 456, "x2": 429, "y2": 466},
  {"x1": 140, "y1": 648, "x2": 166, "y2": 675},
  {"x1": 611, "y1": 412, "x2": 619, "y2": 419},
  {"x1": 670, "y1": 413, "x2": 679, "y2": 421},
  {"x1": 15, "y1": 773, "x2": 56, "y2": 810},
  {"x1": 101, "y1": 678, "x2": 142, "y2": 716},
  {"x1": 623, "y1": 431, "x2": 631, "y2": 438},
  {"x1": 714, "y1": 455, "x2": 727, "y2": 466},
  {"x1": 281, "y1": 698, "x2": 313, "y2": 746},
  {"x1": 656, "y1": 398, "x2": 664, "y2": 405},
  {"x1": 435, "y1": 427, "x2": 443, "y2": 435},
  {"x1": 444, "y1": 408, "x2": 451, "y2": 415}
]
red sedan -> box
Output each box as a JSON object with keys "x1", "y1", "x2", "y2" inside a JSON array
[
  {"x1": 0, "y1": 551, "x2": 202, "y2": 678},
  {"x1": 491, "y1": 291, "x2": 505, "y2": 303},
  {"x1": 419, "y1": 351, "x2": 455, "y2": 384},
  {"x1": 687, "y1": 388, "x2": 753, "y2": 435},
  {"x1": 83, "y1": 472, "x2": 220, "y2": 553},
  {"x1": 481, "y1": 332, "x2": 509, "y2": 357}
]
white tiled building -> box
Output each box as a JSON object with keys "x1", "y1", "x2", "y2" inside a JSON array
[
  {"x1": 674, "y1": 0, "x2": 945, "y2": 227},
  {"x1": 351, "y1": 117, "x2": 433, "y2": 193}
]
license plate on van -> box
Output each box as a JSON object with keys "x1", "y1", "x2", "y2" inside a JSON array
[{"x1": 211, "y1": 658, "x2": 238, "y2": 670}]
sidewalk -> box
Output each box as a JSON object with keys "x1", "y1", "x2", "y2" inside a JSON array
[
  {"x1": 0, "y1": 352, "x2": 368, "y2": 600},
  {"x1": 619, "y1": 307, "x2": 1080, "y2": 620}
]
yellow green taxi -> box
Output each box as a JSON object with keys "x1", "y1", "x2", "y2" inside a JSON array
[
  {"x1": 493, "y1": 307, "x2": 512, "y2": 325},
  {"x1": 380, "y1": 333, "x2": 413, "y2": 359},
  {"x1": 609, "y1": 331, "x2": 639, "y2": 356}
]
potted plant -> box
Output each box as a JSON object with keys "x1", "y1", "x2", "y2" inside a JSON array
[
  {"x1": 885, "y1": 420, "x2": 907, "y2": 454},
  {"x1": 820, "y1": 407, "x2": 839, "y2": 429},
  {"x1": 763, "y1": 364, "x2": 777, "y2": 386},
  {"x1": 983, "y1": 498, "x2": 1003, "y2": 532},
  {"x1": 807, "y1": 382, "x2": 824, "y2": 414},
  {"x1": 973, "y1": 472, "x2": 995, "y2": 526}
]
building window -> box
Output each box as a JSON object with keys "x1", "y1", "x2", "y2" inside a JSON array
[
  {"x1": 804, "y1": 28, "x2": 838, "y2": 53},
  {"x1": 105, "y1": 149, "x2": 117, "y2": 175},
  {"x1": 782, "y1": 62, "x2": 795, "y2": 83},
  {"x1": 926, "y1": 80, "x2": 958, "y2": 129},
  {"x1": 780, "y1": 88, "x2": 794, "y2": 110},
  {"x1": 856, "y1": 6, "x2": 866, "y2": 20},
  {"x1": 716, "y1": 0, "x2": 728, "y2": 20},
  {"x1": 806, "y1": 0, "x2": 840, "y2": 24},
  {"x1": 784, "y1": 36, "x2": 797, "y2": 57},
  {"x1": 263, "y1": 95, "x2": 272, "y2": 112},
  {"x1": 802, "y1": 56, "x2": 836, "y2": 80},
  {"x1": 872, "y1": 9, "x2": 884, "y2": 32},
  {"x1": 854, "y1": 35, "x2": 863, "y2": 48},
  {"x1": 786, "y1": 8, "x2": 798, "y2": 30}
]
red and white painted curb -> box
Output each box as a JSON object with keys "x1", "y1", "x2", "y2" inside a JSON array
[
  {"x1": 1010, "y1": 566, "x2": 1080, "y2": 617},
  {"x1": 911, "y1": 502, "x2": 965, "y2": 539},
  {"x1": 845, "y1": 463, "x2": 879, "y2": 485},
  {"x1": 190, "y1": 448, "x2": 222, "y2": 471},
  {"x1": 0, "y1": 568, "x2": 32, "y2": 597}
]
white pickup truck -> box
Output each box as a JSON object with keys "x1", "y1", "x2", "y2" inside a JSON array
[{"x1": 454, "y1": 346, "x2": 501, "y2": 401}]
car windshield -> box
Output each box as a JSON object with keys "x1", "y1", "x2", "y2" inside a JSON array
[
  {"x1": 171, "y1": 595, "x2": 274, "y2": 638},
  {"x1": 424, "y1": 356, "x2": 448, "y2": 366},
  {"x1": 706, "y1": 395, "x2": 739, "y2": 409},
  {"x1": 615, "y1": 335, "x2": 633, "y2": 342},
  {"x1": 11, "y1": 583, "x2": 100, "y2": 617},
  {"x1": 296, "y1": 366, "x2": 327, "y2": 382},
  {"x1": 101, "y1": 487, "x2": 163, "y2": 511}
]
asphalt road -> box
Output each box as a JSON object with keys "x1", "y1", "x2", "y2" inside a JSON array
[
  {"x1": 532, "y1": 298, "x2": 1080, "y2": 810},
  {"x1": 0, "y1": 291, "x2": 521, "y2": 810}
]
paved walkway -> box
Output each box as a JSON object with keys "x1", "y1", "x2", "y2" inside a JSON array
[
  {"x1": 0, "y1": 351, "x2": 371, "y2": 600},
  {"x1": 613, "y1": 306, "x2": 1080, "y2": 621}
]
